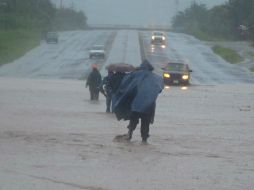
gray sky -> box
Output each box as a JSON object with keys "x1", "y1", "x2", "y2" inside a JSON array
[{"x1": 52, "y1": 0, "x2": 228, "y2": 26}]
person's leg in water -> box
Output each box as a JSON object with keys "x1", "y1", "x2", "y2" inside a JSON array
[
  {"x1": 106, "y1": 93, "x2": 112, "y2": 113},
  {"x1": 140, "y1": 114, "x2": 150, "y2": 143},
  {"x1": 94, "y1": 89, "x2": 99, "y2": 100},
  {"x1": 89, "y1": 86, "x2": 97, "y2": 100},
  {"x1": 125, "y1": 112, "x2": 139, "y2": 140},
  {"x1": 89, "y1": 88, "x2": 93, "y2": 100}
]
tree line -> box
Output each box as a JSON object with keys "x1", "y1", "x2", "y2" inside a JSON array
[
  {"x1": 0, "y1": 0, "x2": 87, "y2": 34},
  {"x1": 172, "y1": 0, "x2": 254, "y2": 42}
]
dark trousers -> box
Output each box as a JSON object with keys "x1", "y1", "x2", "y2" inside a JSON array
[
  {"x1": 128, "y1": 112, "x2": 150, "y2": 140},
  {"x1": 106, "y1": 94, "x2": 112, "y2": 112},
  {"x1": 90, "y1": 89, "x2": 99, "y2": 100}
]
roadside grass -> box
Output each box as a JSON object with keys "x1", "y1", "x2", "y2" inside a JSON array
[
  {"x1": 250, "y1": 66, "x2": 254, "y2": 72},
  {"x1": 212, "y1": 45, "x2": 244, "y2": 64},
  {"x1": 0, "y1": 30, "x2": 40, "y2": 65},
  {"x1": 192, "y1": 30, "x2": 220, "y2": 41},
  {"x1": 247, "y1": 51, "x2": 254, "y2": 58},
  {"x1": 190, "y1": 30, "x2": 234, "y2": 42}
]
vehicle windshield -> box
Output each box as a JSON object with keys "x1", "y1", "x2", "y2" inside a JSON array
[
  {"x1": 166, "y1": 63, "x2": 186, "y2": 72},
  {"x1": 47, "y1": 33, "x2": 57, "y2": 37},
  {"x1": 92, "y1": 45, "x2": 104, "y2": 50},
  {"x1": 153, "y1": 32, "x2": 164, "y2": 36}
]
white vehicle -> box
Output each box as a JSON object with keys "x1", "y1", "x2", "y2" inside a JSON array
[
  {"x1": 151, "y1": 31, "x2": 166, "y2": 46},
  {"x1": 46, "y1": 32, "x2": 58, "y2": 44},
  {"x1": 89, "y1": 45, "x2": 105, "y2": 59}
]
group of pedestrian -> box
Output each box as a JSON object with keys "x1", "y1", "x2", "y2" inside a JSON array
[{"x1": 85, "y1": 60, "x2": 164, "y2": 143}]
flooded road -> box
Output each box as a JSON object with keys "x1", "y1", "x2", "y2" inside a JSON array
[
  {"x1": 0, "y1": 30, "x2": 254, "y2": 189},
  {"x1": 0, "y1": 78, "x2": 253, "y2": 190},
  {"x1": 0, "y1": 30, "x2": 253, "y2": 85}
]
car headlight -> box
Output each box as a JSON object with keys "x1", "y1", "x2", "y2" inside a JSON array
[
  {"x1": 162, "y1": 36, "x2": 166, "y2": 40},
  {"x1": 163, "y1": 73, "x2": 170, "y2": 78},
  {"x1": 152, "y1": 36, "x2": 155, "y2": 40},
  {"x1": 182, "y1": 75, "x2": 189, "y2": 80}
]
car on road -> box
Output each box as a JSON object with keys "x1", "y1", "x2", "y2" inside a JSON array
[
  {"x1": 46, "y1": 32, "x2": 58, "y2": 44},
  {"x1": 151, "y1": 31, "x2": 166, "y2": 46},
  {"x1": 89, "y1": 45, "x2": 106, "y2": 59},
  {"x1": 162, "y1": 62, "x2": 192, "y2": 85}
]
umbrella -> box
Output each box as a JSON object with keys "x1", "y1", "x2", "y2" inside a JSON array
[{"x1": 106, "y1": 63, "x2": 135, "y2": 72}]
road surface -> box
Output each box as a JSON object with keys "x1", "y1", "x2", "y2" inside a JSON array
[{"x1": 0, "y1": 30, "x2": 253, "y2": 85}]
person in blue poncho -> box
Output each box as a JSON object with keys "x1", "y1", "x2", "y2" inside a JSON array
[{"x1": 112, "y1": 60, "x2": 164, "y2": 143}]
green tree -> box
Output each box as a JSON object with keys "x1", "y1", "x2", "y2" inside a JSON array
[
  {"x1": 172, "y1": 2, "x2": 208, "y2": 34},
  {"x1": 53, "y1": 8, "x2": 87, "y2": 31},
  {"x1": 172, "y1": 0, "x2": 254, "y2": 41},
  {"x1": 206, "y1": 5, "x2": 233, "y2": 38}
]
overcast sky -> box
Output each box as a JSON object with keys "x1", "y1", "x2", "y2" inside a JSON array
[{"x1": 51, "y1": 0, "x2": 228, "y2": 26}]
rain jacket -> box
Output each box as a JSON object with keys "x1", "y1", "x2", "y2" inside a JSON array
[{"x1": 112, "y1": 61, "x2": 164, "y2": 123}]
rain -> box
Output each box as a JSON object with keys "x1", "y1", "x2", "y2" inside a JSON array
[{"x1": 0, "y1": 0, "x2": 254, "y2": 189}]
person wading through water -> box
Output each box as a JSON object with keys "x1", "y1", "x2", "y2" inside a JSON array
[
  {"x1": 100, "y1": 70, "x2": 127, "y2": 112},
  {"x1": 86, "y1": 64, "x2": 102, "y2": 101},
  {"x1": 112, "y1": 60, "x2": 164, "y2": 144}
]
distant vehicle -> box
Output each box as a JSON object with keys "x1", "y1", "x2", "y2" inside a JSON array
[
  {"x1": 151, "y1": 31, "x2": 166, "y2": 46},
  {"x1": 162, "y1": 62, "x2": 192, "y2": 85},
  {"x1": 89, "y1": 45, "x2": 106, "y2": 59},
  {"x1": 46, "y1": 32, "x2": 58, "y2": 44}
]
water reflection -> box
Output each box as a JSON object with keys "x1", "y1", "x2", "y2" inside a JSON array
[
  {"x1": 150, "y1": 44, "x2": 166, "y2": 53},
  {"x1": 164, "y1": 85, "x2": 188, "y2": 91},
  {"x1": 181, "y1": 86, "x2": 188, "y2": 90},
  {"x1": 164, "y1": 85, "x2": 170, "y2": 90}
]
